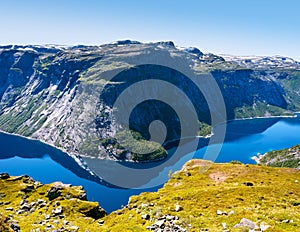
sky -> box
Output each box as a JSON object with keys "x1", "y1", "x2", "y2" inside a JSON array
[{"x1": 0, "y1": 0, "x2": 299, "y2": 60}]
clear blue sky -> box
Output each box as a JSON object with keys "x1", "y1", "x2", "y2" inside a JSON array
[{"x1": 1, "y1": 0, "x2": 299, "y2": 60}]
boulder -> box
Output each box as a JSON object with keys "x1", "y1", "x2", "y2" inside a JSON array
[{"x1": 0, "y1": 173, "x2": 10, "y2": 179}]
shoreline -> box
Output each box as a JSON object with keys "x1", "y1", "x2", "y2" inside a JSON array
[
  {"x1": 0, "y1": 112, "x2": 298, "y2": 166},
  {"x1": 251, "y1": 153, "x2": 264, "y2": 164},
  {"x1": 0, "y1": 129, "x2": 96, "y2": 177}
]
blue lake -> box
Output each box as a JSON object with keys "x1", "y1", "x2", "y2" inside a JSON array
[{"x1": 1, "y1": 115, "x2": 300, "y2": 212}]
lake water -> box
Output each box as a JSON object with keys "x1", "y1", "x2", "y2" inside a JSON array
[{"x1": 1, "y1": 115, "x2": 300, "y2": 212}]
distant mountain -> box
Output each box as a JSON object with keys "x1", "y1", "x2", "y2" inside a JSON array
[{"x1": 0, "y1": 41, "x2": 299, "y2": 162}]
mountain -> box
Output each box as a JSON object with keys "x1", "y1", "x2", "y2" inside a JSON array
[{"x1": 0, "y1": 41, "x2": 300, "y2": 162}]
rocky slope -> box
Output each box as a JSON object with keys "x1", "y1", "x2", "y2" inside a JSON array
[
  {"x1": 255, "y1": 144, "x2": 300, "y2": 169},
  {"x1": 0, "y1": 173, "x2": 106, "y2": 231},
  {"x1": 102, "y1": 160, "x2": 300, "y2": 232},
  {"x1": 0, "y1": 41, "x2": 299, "y2": 162},
  {"x1": 2, "y1": 160, "x2": 299, "y2": 231}
]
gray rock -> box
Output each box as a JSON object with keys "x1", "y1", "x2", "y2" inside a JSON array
[
  {"x1": 10, "y1": 223, "x2": 20, "y2": 232},
  {"x1": 141, "y1": 214, "x2": 150, "y2": 220},
  {"x1": 234, "y1": 218, "x2": 257, "y2": 229},
  {"x1": 16, "y1": 210, "x2": 25, "y2": 214},
  {"x1": 21, "y1": 184, "x2": 35, "y2": 193},
  {"x1": 216, "y1": 209, "x2": 223, "y2": 215},
  {"x1": 175, "y1": 205, "x2": 183, "y2": 212},
  {"x1": 20, "y1": 203, "x2": 31, "y2": 211},
  {"x1": 154, "y1": 219, "x2": 165, "y2": 228},
  {"x1": 52, "y1": 206, "x2": 63, "y2": 216},
  {"x1": 47, "y1": 186, "x2": 62, "y2": 201}
]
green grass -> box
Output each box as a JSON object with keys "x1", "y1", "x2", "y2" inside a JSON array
[
  {"x1": 0, "y1": 175, "x2": 106, "y2": 232},
  {"x1": 102, "y1": 160, "x2": 300, "y2": 231}
]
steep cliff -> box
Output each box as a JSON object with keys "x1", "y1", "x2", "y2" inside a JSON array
[{"x1": 0, "y1": 42, "x2": 299, "y2": 162}]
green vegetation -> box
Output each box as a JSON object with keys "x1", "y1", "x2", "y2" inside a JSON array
[
  {"x1": 102, "y1": 160, "x2": 300, "y2": 231},
  {"x1": 234, "y1": 102, "x2": 293, "y2": 119},
  {"x1": 278, "y1": 70, "x2": 300, "y2": 111},
  {"x1": 102, "y1": 129, "x2": 168, "y2": 162},
  {"x1": 116, "y1": 130, "x2": 167, "y2": 161},
  {"x1": 0, "y1": 95, "x2": 47, "y2": 136},
  {"x1": 197, "y1": 121, "x2": 212, "y2": 137},
  {"x1": 0, "y1": 174, "x2": 106, "y2": 231},
  {"x1": 260, "y1": 144, "x2": 300, "y2": 168},
  {"x1": 1, "y1": 160, "x2": 300, "y2": 231}
]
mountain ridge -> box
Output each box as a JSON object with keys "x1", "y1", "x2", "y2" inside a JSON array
[{"x1": 0, "y1": 40, "x2": 299, "y2": 162}]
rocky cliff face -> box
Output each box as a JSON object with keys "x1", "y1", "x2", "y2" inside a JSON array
[{"x1": 0, "y1": 42, "x2": 299, "y2": 161}]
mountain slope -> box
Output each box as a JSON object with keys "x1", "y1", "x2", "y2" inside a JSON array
[
  {"x1": 256, "y1": 144, "x2": 300, "y2": 169},
  {"x1": 0, "y1": 42, "x2": 299, "y2": 162},
  {"x1": 102, "y1": 160, "x2": 300, "y2": 232}
]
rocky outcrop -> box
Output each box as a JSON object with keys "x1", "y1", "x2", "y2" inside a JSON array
[
  {"x1": 0, "y1": 41, "x2": 299, "y2": 162},
  {"x1": 0, "y1": 173, "x2": 106, "y2": 231},
  {"x1": 255, "y1": 144, "x2": 300, "y2": 169}
]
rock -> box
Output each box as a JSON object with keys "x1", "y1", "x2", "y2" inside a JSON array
[
  {"x1": 184, "y1": 47, "x2": 204, "y2": 56},
  {"x1": 21, "y1": 184, "x2": 35, "y2": 193},
  {"x1": 20, "y1": 199, "x2": 28, "y2": 205},
  {"x1": 185, "y1": 172, "x2": 191, "y2": 177},
  {"x1": 217, "y1": 209, "x2": 227, "y2": 215},
  {"x1": 81, "y1": 205, "x2": 106, "y2": 219},
  {"x1": 166, "y1": 215, "x2": 175, "y2": 221},
  {"x1": 282, "y1": 219, "x2": 291, "y2": 223},
  {"x1": 47, "y1": 186, "x2": 62, "y2": 200},
  {"x1": 52, "y1": 206, "x2": 63, "y2": 216},
  {"x1": 221, "y1": 222, "x2": 227, "y2": 229},
  {"x1": 228, "y1": 210, "x2": 235, "y2": 215},
  {"x1": 140, "y1": 203, "x2": 149, "y2": 208},
  {"x1": 10, "y1": 223, "x2": 20, "y2": 232},
  {"x1": 98, "y1": 220, "x2": 104, "y2": 225},
  {"x1": 0, "y1": 173, "x2": 10, "y2": 179},
  {"x1": 30, "y1": 202, "x2": 36, "y2": 207},
  {"x1": 260, "y1": 223, "x2": 270, "y2": 231},
  {"x1": 141, "y1": 214, "x2": 150, "y2": 220},
  {"x1": 20, "y1": 203, "x2": 31, "y2": 211},
  {"x1": 78, "y1": 192, "x2": 87, "y2": 200},
  {"x1": 16, "y1": 210, "x2": 25, "y2": 214},
  {"x1": 154, "y1": 219, "x2": 165, "y2": 228},
  {"x1": 175, "y1": 204, "x2": 183, "y2": 212},
  {"x1": 243, "y1": 182, "x2": 254, "y2": 186},
  {"x1": 234, "y1": 218, "x2": 257, "y2": 229},
  {"x1": 54, "y1": 201, "x2": 60, "y2": 207},
  {"x1": 37, "y1": 199, "x2": 46, "y2": 204}
]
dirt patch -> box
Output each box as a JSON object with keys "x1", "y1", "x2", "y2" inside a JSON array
[{"x1": 209, "y1": 172, "x2": 227, "y2": 183}]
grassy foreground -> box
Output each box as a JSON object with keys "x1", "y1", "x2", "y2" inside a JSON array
[
  {"x1": 102, "y1": 160, "x2": 300, "y2": 231},
  {"x1": 1, "y1": 160, "x2": 300, "y2": 231}
]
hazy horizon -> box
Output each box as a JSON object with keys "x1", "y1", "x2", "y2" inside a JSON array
[{"x1": 1, "y1": 0, "x2": 299, "y2": 60}]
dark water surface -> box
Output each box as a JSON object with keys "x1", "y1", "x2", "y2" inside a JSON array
[{"x1": 1, "y1": 115, "x2": 300, "y2": 212}]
